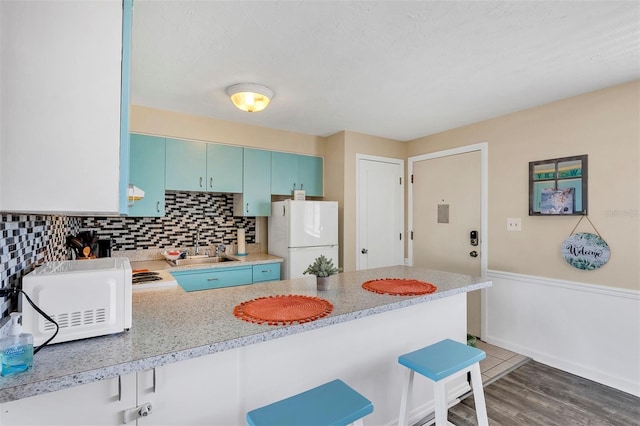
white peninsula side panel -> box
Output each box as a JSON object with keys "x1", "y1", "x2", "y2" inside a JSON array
[
  {"x1": 236, "y1": 293, "x2": 468, "y2": 426},
  {"x1": 0, "y1": 294, "x2": 468, "y2": 426}
]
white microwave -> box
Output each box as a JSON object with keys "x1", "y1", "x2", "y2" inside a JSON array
[{"x1": 22, "y1": 258, "x2": 132, "y2": 345}]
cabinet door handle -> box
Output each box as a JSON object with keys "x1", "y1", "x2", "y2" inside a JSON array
[
  {"x1": 199, "y1": 177, "x2": 204, "y2": 187},
  {"x1": 207, "y1": 277, "x2": 219, "y2": 281},
  {"x1": 152, "y1": 367, "x2": 157, "y2": 393},
  {"x1": 246, "y1": 203, "x2": 249, "y2": 213},
  {"x1": 261, "y1": 269, "x2": 272, "y2": 273},
  {"x1": 156, "y1": 201, "x2": 160, "y2": 213},
  {"x1": 293, "y1": 183, "x2": 296, "y2": 190},
  {"x1": 301, "y1": 183, "x2": 304, "y2": 190},
  {"x1": 118, "y1": 375, "x2": 122, "y2": 401},
  {"x1": 210, "y1": 177, "x2": 213, "y2": 188}
]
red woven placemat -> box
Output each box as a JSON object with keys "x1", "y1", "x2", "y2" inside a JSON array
[
  {"x1": 233, "y1": 295, "x2": 334, "y2": 326},
  {"x1": 362, "y1": 278, "x2": 437, "y2": 296}
]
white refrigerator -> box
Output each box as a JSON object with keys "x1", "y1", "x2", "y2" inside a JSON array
[{"x1": 268, "y1": 200, "x2": 339, "y2": 280}]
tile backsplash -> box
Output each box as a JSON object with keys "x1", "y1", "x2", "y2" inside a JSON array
[
  {"x1": 83, "y1": 192, "x2": 255, "y2": 250},
  {"x1": 0, "y1": 214, "x2": 82, "y2": 320},
  {"x1": 0, "y1": 191, "x2": 256, "y2": 320}
]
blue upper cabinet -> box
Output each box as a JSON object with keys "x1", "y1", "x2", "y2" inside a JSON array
[
  {"x1": 165, "y1": 139, "x2": 243, "y2": 193},
  {"x1": 234, "y1": 148, "x2": 272, "y2": 216},
  {"x1": 297, "y1": 155, "x2": 323, "y2": 196},
  {"x1": 271, "y1": 152, "x2": 324, "y2": 197},
  {"x1": 129, "y1": 134, "x2": 166, "y2": 217},
  {"x1": 207, "y1": 144, "x2": 243, "y2": 193},
  {"x1": 165, "y1": 139, "x2": 207, "y2": 191},
  {"x1": 271, "y1": 152, "x2": 298, "y2": 195}
]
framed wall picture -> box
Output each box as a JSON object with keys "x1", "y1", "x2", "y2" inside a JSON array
[{"x1": 529, "y1": 155, "x2": 587, "y2": 216}]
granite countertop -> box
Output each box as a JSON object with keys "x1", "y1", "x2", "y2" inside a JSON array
[{"x1": 0, "y1": 266, "x2": 491, "y2": 403}]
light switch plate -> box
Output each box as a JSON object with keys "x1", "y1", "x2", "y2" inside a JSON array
[{"x1": 507, "y1": 218, "x2": 521, "y2": 231}]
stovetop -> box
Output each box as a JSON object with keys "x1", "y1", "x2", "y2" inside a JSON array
[
  {"x1": 132, "y1": 269, "x2": 178, "y2": 289},
  {"x1": 132, "y1": 271, "x2": 162, "y2": 284}
]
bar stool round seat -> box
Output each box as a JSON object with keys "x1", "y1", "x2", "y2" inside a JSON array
[
  {"x1": 246, "y1": 379, "x2": 374, "y2": 426},
  {"x1": 397, "y1": 339, "x2": 488, "y2": 426}
]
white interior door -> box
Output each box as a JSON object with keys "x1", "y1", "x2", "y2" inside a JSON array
[
  {"x1": 409, "y1": 144, "x2": 487, "y2": 338},
  {"x1": 356, "y1": 155, "x2": 404, "y2": 270}
]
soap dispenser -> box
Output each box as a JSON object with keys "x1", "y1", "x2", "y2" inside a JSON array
[{"x1": 1, "y1": 312, "x2": 34, "y2": 376}]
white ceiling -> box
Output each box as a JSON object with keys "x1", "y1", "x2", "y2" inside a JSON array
[{"x1": 131, "y1": 1, "x2": 640, "y2": 141}]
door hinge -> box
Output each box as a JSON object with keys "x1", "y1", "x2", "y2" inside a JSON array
[{"x1": 411, "y1": 174, "x2": 414, "y2": 184}]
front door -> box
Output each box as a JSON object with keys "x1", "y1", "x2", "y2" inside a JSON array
[
  {"x1": 356, "y1": 155, "x2": 404, "y2": 270},
  {"x1": 409, "y1": 144, "x2": 487, "y2": 337}
]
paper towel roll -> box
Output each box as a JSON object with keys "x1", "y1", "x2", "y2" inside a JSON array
[{"x1": 237, "y1": 228, "x2": 246, "y2": 255}]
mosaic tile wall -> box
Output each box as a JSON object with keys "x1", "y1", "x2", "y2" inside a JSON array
[
  {"x1": 0, "y1": 214, "x2": 82, "y2": 320},
  {"x1": 82, "y1": 192, "x2": 256, "y2": 250},
  {"x1": 0, "y1": 191, "x2": 255, "y2": 322}
]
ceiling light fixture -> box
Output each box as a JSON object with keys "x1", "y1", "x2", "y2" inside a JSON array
[{"x1": 226, "y1": 83, "x2": 274, "y2": 113}]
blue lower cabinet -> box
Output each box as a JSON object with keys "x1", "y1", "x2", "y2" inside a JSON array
[
  {"x1": 252, "y1": 263, "x2": 281, "y2": 283},
  {"x1": 172, "y1": 266, "x2": 253, "y2": 292}
]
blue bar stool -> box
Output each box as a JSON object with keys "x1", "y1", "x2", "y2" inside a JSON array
[
  {"x1": 246, "y1": 379, "x2": 374, "y2": 426},
  {"x1": 397, "y1": 339, "x2": 488, "y2": 426}
]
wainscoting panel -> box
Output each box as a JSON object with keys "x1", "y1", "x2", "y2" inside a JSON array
[{"x1": 485, "y1": 270, "x2": 640, "y2": 397}]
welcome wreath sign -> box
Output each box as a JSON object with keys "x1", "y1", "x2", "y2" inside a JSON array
[{"x1": 561, "y1": 232, "x2": 610, "y2": 270}]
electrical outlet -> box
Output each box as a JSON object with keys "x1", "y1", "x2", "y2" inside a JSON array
[{"x1": 507, "y1": 218, "x2": 521, "y2": 231}]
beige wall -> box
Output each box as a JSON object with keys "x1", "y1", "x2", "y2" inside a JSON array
[
  {"x1": 407, "y1": 80, "x2": 640, "y2": 290},
  {"x1": 131, "y1": 105, "x2": 324, "y2": 155},
  {"x1": 322, "y1": 132, "x2": 346, "y2": 267}
]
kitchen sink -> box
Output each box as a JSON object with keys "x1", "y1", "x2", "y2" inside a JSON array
[{"x1": 167, "y1": 256, "x2": 239, "y2": 266}]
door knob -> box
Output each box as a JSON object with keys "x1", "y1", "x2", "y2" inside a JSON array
[
  {"x1": 469, "y1": 250, "x2": 478, "y2": 258},
  {"x1": 361, "y1": 248, "x2": 368, "y2": 254}
]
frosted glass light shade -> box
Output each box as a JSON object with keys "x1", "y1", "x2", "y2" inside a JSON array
[{"x1": 226, "y1": 83, "x2": 274, "y2": 112}]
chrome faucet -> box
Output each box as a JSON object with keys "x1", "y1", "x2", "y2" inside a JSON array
[{"x1": 194, "y1": 230, "x2": 200, "y2": 255}]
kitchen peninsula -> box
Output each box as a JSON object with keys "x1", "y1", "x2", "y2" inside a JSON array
[{"x1": 0, "y1": 266, "x2": 490, "y2": 425}]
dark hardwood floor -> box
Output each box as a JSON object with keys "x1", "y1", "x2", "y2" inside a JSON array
[{"x1": 447, "y1": 361, "x2": 640, "y2": 426}]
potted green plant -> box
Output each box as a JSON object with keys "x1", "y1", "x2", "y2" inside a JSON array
[{"x1": 303, "y1": 255, "x2": 340, "y2": 290}]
